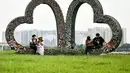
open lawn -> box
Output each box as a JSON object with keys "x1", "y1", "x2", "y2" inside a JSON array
[{"x1": 0, "y1": 51, "x2": 130, "y2": 73}]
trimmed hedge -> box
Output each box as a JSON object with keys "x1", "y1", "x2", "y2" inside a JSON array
[
  {"x1": 44, "y1": 49, "x2": 85, "y2": 55},
  {"x1": 16, "y1": 48, "x2": 85, "y2": 55},
  {"x1": 15, "y1": 47, "x2": 104, "y2": 55}
]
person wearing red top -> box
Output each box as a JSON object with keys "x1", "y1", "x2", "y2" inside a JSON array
[{"x1": 85, "y1": 36, "x2": 93, "y2": 54}]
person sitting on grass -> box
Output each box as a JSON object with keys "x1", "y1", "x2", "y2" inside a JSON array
[
  {"x1": 85, "y1": 36, "x2": 94, "y2": 54},
  {"x1": 36, "y1": 37, "x2": 44, "y2": 55},
  {"x1": 29, "y1": 34, "x2": 38, "y2": 54},
  {"x1": 92, "y1": 33, "x2": 105, "y2": 49}
]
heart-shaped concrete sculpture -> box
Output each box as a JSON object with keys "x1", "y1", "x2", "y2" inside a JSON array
[
  {"x1": 5, "y1": 0, "x2": 65, "y2": 49},
  {"x1": 65, "y1": 0, "x2": 122, "y2": 50},
  {"x1": 5, "y1": 0, "x2": 122, "y2": 52}
]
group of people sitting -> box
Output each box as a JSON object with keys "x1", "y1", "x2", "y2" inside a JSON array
[
  {"x1": 29, "y1": 33, "x2": 105, "y2": 55},
  {"x1": 29, "y1": 34, "x2": 44, "y2": 55},
  {"x1": 85, "y1": 33, "x2": 105, "y2": 54}
]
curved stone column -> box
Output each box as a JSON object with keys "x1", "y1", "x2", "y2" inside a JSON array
[
  {"x1": 5, "y1": 0, "x2": 65, "y2": 49},
  {"x1": 65, "y1": 0, "x2": 122, "y2": 49}
]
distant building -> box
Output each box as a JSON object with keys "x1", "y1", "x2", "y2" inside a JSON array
[
  {"x1": 14, "y1": 31, "x2": 22, "y2": 44},
  {"x1": 2, "y1": 30, "x2": 58, "y2": 46},
  {"x1": 2, "y1": 27, "x2": 126, "y2": 47},
  {"x1": 104, "y1": 28, "x2": 112, "y2": 42},
  {"x1": 0, "y1": 43, "x2": 11, "y2": 50},
  {"x1": 2, "y1": 32, "x2": 6, "y2": 43},
  {"x1": 120, "y1": 28, "x2": 127, "y2": 46},
  {"x1": 86, "y1": 27, "x2": 126, "y2": 47},
  {"x1": 21, "y1": 31, "x2": 30, "y2": 45}
]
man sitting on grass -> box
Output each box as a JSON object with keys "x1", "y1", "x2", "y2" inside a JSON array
[
  {"x1": 92, "y1": 33, "x2": 105, "y2": 49},
  {"x1": 29, "y1": 34, "x2": 38, "y2": 54}
]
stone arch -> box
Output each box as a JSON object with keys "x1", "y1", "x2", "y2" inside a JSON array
[
  {"x1": 65, "y1": 0, "x2": 122, "y2": 50},
  {"x1": 5, "y1": 0, "x2": 122, "y2": 52},
  {"x1": 5, "y1": 0, "x2": 65, "y2": 49}
]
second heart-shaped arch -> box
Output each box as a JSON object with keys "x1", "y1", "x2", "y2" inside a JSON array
[{"x1": 65, "y1": 0, "x2": 122, "y2": 50}]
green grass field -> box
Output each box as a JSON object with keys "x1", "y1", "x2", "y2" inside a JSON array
[{"x1": 0, "y1": 51, "x2": 130, "y2": 73}]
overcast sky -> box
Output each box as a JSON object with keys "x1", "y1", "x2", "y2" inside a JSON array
[{"x1": 0, "y1": 0, "x2": 130, "y2": 43}]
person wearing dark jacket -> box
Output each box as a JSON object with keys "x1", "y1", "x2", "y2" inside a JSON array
[
  {"x1": 29, "y1": 34, "x2": 38, "y2": 54},
  {"x1": 93, "y1": 33, "x2": 105, "y2": 49}
]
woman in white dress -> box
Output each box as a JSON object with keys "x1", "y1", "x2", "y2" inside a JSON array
[{"x1": 36, "y1": 37, "x2": 44, "y2": 55}]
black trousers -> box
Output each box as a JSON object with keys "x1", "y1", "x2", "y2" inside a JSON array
[
  {"x1": 30, "y1": 46, "x2": 37, "y2": 54},
  {"x1": 85, "y1": 46, "x2": 91, "y2": 54},
  {"x1": 34, "y1": 47, "x2": 37, "y2": 54}
]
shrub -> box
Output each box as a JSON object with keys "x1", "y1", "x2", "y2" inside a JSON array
[
  {"x1": 15, "y1": 46, "x2": 104, "y2": 55},
  {"x1": 44, "y1": 48, "x2": 85, "y2": 55},
  {"x1": 15, "y1": 47, "x2": 85, "y2": 55}
]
